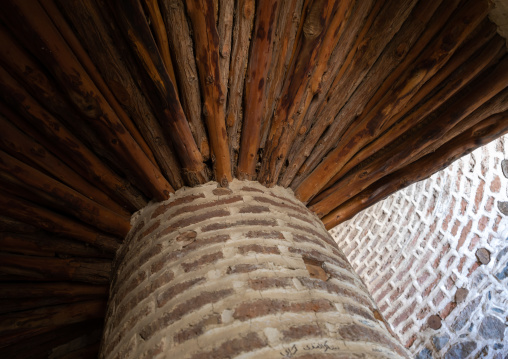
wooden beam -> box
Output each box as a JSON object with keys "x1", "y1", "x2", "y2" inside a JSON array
[
  {"x1": 310, "y1": 58, "x2": 508, "y2": 218},
  {"x1": 159, "y1": 0, "x2": 210, "y2": 161},
  {"x1": 54, "y1": 0, "x2": 185, "y2": 190},
  {"x1": 224, "y1": 0, "x2": 255, "y2": 173},
  {"x1": 0, "y1": 191, "x2": 121, "y2": 254},
  {"x1": 0, "y1": 151, "x2": 131, "y2": 237},
  {"x1": 289, "y1": 0, "x2": 462, "y2": 190},
  {"x1": 0, "y1": 282, "x2": 107, "y2": 299},
  {"x1": 0, "y1": 80, "x2": 146, "y2": 211},
  {"x1": 106, "y1": 0, "x2": 208, "y2": 186},
  {"x1": 39, "y1": 0, "x2": 159, "y2": 170},
  {"x1": 0, "y1": 231, "x2": 112, "y2": 259},
  {"x1": 281, "y1": 0, "x2": 443, "y2": 187},
  {"x1": 295, "y1": 0, "x2": 491, "y2": 202},
  {"x1": 322, "y1": 110, "x2": 508, "y2": 229},
  {"x1": 0, "y1": 114, "x2": 130, "y2": 217},
  {"x1": 142, "y1": 0, "x2": 179, "y2": 88},
  {"x1": 0, "y1": 300, "x2": 106, "y2": 334},
  {"x1": 237, "y1": 0, "x2": 280, "y2": 179},
  {"x1": 185, "y1": 0, "x2": 233, "y2": 185},
  {"x1": 327, "y1": 31, "x2": 504, "y2": 187},
  {"x1": 0, "y1": 252, "x2": 111, "y2": 284},
  {"x1": 217, "y1": 0, "x2": 234, "y2": 108},
  {"x1": 0, "y1": 0, "x2": 173, "y2": 201}
]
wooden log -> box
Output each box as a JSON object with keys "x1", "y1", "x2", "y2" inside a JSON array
[
  {"x1": 261, "y1": 0, "x2": 392, "y2": 186},
  {"x1": 310, "y1": 58, "x2": 508, "y2": 218},
  {"x1": 0, "y1": 231, "x2": 112, "y2": 259},
  {"x1": 105, "y1": 0, "x2": 208, "y2": 186},
  {"x1": 0, "y1": 0, "x2": 173, "y2": 201},
  {"x1": 218, "y1": 0, "x2": 234, "y2": 107},
  {"x1": 0, "y1": 151, "x2": 131, "y2": 237},
  {"x1": 237, "y1": 0, "x2": 281, "y2": 179},
  {"x1": 258, "y1": 0, "x2": 308, "y2": 150},
  {"x1": 295, "y1": 0, "x2": 491, "y2": 203},
  {"x1": 39, "y1": 0, "x2": 159, "y2": 170},
  {"x1": 54, "y1": 0, "x2": 185, "y2": 190},
  {"x1": 0, "y1": 115, "x2": 129, "y2": 217},
  {"x1": 224, "y1": 0, "x2": 255, "y2": 173},
  {"x1": 185, "y1": 0, "x2": 233, "y2": 185},
  {"x1": 0, "y1": 282, "x2": 107, "y2": 299},
  {"x1": 159, "y1": 0, "x2": 210, "y2": 160},
  {"x1": 0, "y1": 320, "x2": 102, "y2": 356},
  {"x1": 327, "y1": 31, "x2": 504, "y2": 186},
  {"x1": 142, "y1": 0, "x2": 179, "y2": 88},
  {"x1": 0, "y1": 252, "x2": 111, "y2": 284},
  {"x1": 322, "y1": 110, "x2": 508, "y2": 229},
  {"x1": 0, "y1": 191, "x2": 121, "y2": 254},
  {"x1": 281, "y1": 0, "x2": 442, "y2": 187},
  {"x1": 0, "y1": 300, "x2": 106, "y2": 334},
  {"x1": 0, "y1": 80, "x2": 146, "y2": 211},
  {"x1": 289, "y1": 0, "x2": 462, "y2": 190}
]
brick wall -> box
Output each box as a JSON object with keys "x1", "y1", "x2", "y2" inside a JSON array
[
  {"x1": 331, "y1": 135, "x2": 508, "y2": 359},
  {"x1": 101, "y1": 180, "x2": 408, "y2": 359}
]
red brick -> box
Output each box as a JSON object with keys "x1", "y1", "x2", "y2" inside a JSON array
[
  {"x1": 240, "y1": 186, "x2": 264, "y2": 193},
  {"x1": 423, "y1": 273, "x2": 442, "y2": 297},
  {"x1": 440, "y1": 301, "x2": 457, "y2": 319},
  {"x1": 158, "y1": 209, "x2": 231, "y2": 236},
  {"x1": 248, "y1": 277, "x2": 292, "y2": 290},
  {"x1": 212, "y1": 188, "x2": 233, "y2": 196},
  {"x1": 298, "y1": 277, "x2": 371, "y2": 307},
  {"x1": 485, "y1": 196, "x2": 495, "y2": 212},
  {"x1": 460, "y1": 198, "x2": 468, "y2": 215},
  {"x1": 432, "y1": 290, "x2": 445, "y2": 306},
  {"x1": 238, "y1": 244, "x2": 280, "y2": 255},
  {"x1": 151, "y1": 194, "x2": 205, "y2": 218},
  {"x1": 245, "y1": 230, "x2": 284, "y2": 239},
  {"x1": 457, "y1": 256, "x2": 467, "y2": 273},
  {"x1": 416, "y1": 306, "x2": 430, "y2": 320},
  {"x1": 157, "y1": 277, "x2": 206, "y2": 308},
  {"x1": 338, "y1": 324, "x2": 407, "y2": 358},
  {"x1": 477, "y1": 216, "x2": 489, "y2": 232},
  {"x1": 201, "y1": 218, "x2": 276, "y2": 232},
  {"x1": 442, "y1": 197, "x2": 456, "y2": 231},
  {"x1": 181, "y1": 252, "x2": 223, "y2": 272},
  {"x1": 474, "y1": 179, "x2": 485, "y2": 212},
  {"x1": 406, "y1": 334, "x2": 417, "y2": 348},
  {"x1": 281, "y1": 324, "x2": 322, "y2": 340},
  {"x1": 393, "y1": 300, "x2": 416, "y2": 327},
  {"x1": 468, "y1": 234, "x2": 481, "y2": 251},
  {"x1": 490, "y1": 175, "x2": 501, "y2": 193},
  {"x1": 239, "y1": 205, "x2": 269, "y2": 214},
  {"x1": 446, "y1": 255, "x2": 456, "y2": 269},
  {"x1": 451, "y1": 219, "x2": 460, "y2": 236},
  {"x1": 233, "y1": 298, "x2": 334, "y2": 321},
  {"x1": 417, "y1": 270, "x2": 430, "y2": 286},
  {"x1": 174, "y1": 314, "x2": 222, "y2": 344},
  {"x1": 467, "y1": 262, "x2": 480, "y2": 277},
  {"x1": 456, "y1": 219, "x2": 472, "y2": 250}
]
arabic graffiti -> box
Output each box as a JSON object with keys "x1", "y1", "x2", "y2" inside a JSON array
[{"x1": 280, "y1": 341, "x2": 343, "y2": 357}]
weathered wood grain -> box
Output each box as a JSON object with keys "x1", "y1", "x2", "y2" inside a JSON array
[
  {"x1": 185, "y1": 0, "x2": 233, "y2": 185},
  {"x1": 159, "y1": 0, "x2": 210, "y2": 160},
  {"x1": 0, "y1": 0, "x2": 174, "y2": 201},
  {"x1": 295, "y1": 0, "x2": 491, "y2": 202},
  {"x1": 322, "y1": 110, "x2": 508, "y2": 229}
]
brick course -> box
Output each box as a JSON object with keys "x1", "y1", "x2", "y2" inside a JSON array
[
  {"x1": 101, "y1": 181, "x2": 408, "y2": 359},
  {"x1": 331, "y1": 135, "x2": 508, "y2": 358}
]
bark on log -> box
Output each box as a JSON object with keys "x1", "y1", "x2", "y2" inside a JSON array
[
  {"x1": 295, "y1": 0, "x2": 491, "y2": 202},
  {"x1": 281, "y1": 0, "x2": 442, "y2": 187},
  {"x1": 0, "y1": 0, "x2": 173, "y2": 201},
  {"x1": 0, "y1": 114, "x2": 129, "y2": 217},
  {"x1": 310, "y1": 57, "x2": 508, "y2": 217},
  {"x1": 185, "y1": 0, "x2": 233, "y2": 185},
  {"x1": 159, "y1": 0, "x2": 210, "y2": 160},
  {"x1": 0, "y1": 300, "x2": 106, "y2": 334},
  {"x1": 289, "y1": 0, "x2": 462, "y2": 191},
  {"x1": 100, "y1": 0, "x2": 208, "y2": 186},
  {"x1": 0, "y1": 231, "x2": 112, "y2": 259},
  {"x1": 0, "y1": 82, "x2": 147, "y2": 211},
  {"x1": 237, "y1": 0, "x2": 281, "y2": 179},
  {"x1": 39, "y1": 0, "x2": 159, "y2": 169},
  {"x1": 327, "y1": 31, "x2": 504, "y2": 187},
  {"x1": 0, "y1": 191, "x2": 121, "y2": 254},
  {"x1": 0, "y1": 282, "x2": 108, "y2": 299},
  {"x1": 0, "y1": 151, "x2": 131, "y2": 237},
  {"x1": 322, "y1": 110, "x2": 508, "y2": 229},
  {"x1": 142, "y1": 0, "x2": 179, "y2": 87},
  {"x1": 0, "y1": 252, "x2": 111, "y2": 284},
  {"x1": 218, "y1": 0, "x2": 234, "y2": 107},
  {"x1": 225, "y1": 0, "x2": 255, "y2": 173},
  {"x1": 55, "y1": 0, "x2": 185, "y2": 190}
]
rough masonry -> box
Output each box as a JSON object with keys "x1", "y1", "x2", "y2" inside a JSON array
[{"x1": 100, "y1": 180, "x2": 408, "y2": 358}]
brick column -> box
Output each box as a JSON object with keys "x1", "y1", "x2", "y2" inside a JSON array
[{"x1": 100, "y1": 181, "x2": 408, "y2": 359}]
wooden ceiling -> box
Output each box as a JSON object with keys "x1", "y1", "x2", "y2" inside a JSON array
[{"x1": 0, "y1": 0, "x2": 507, "y2": 357}]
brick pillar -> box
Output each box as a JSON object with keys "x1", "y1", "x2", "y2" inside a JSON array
[{"x1": 100, "y1": 181, "x2": 408, "y2": 358}]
